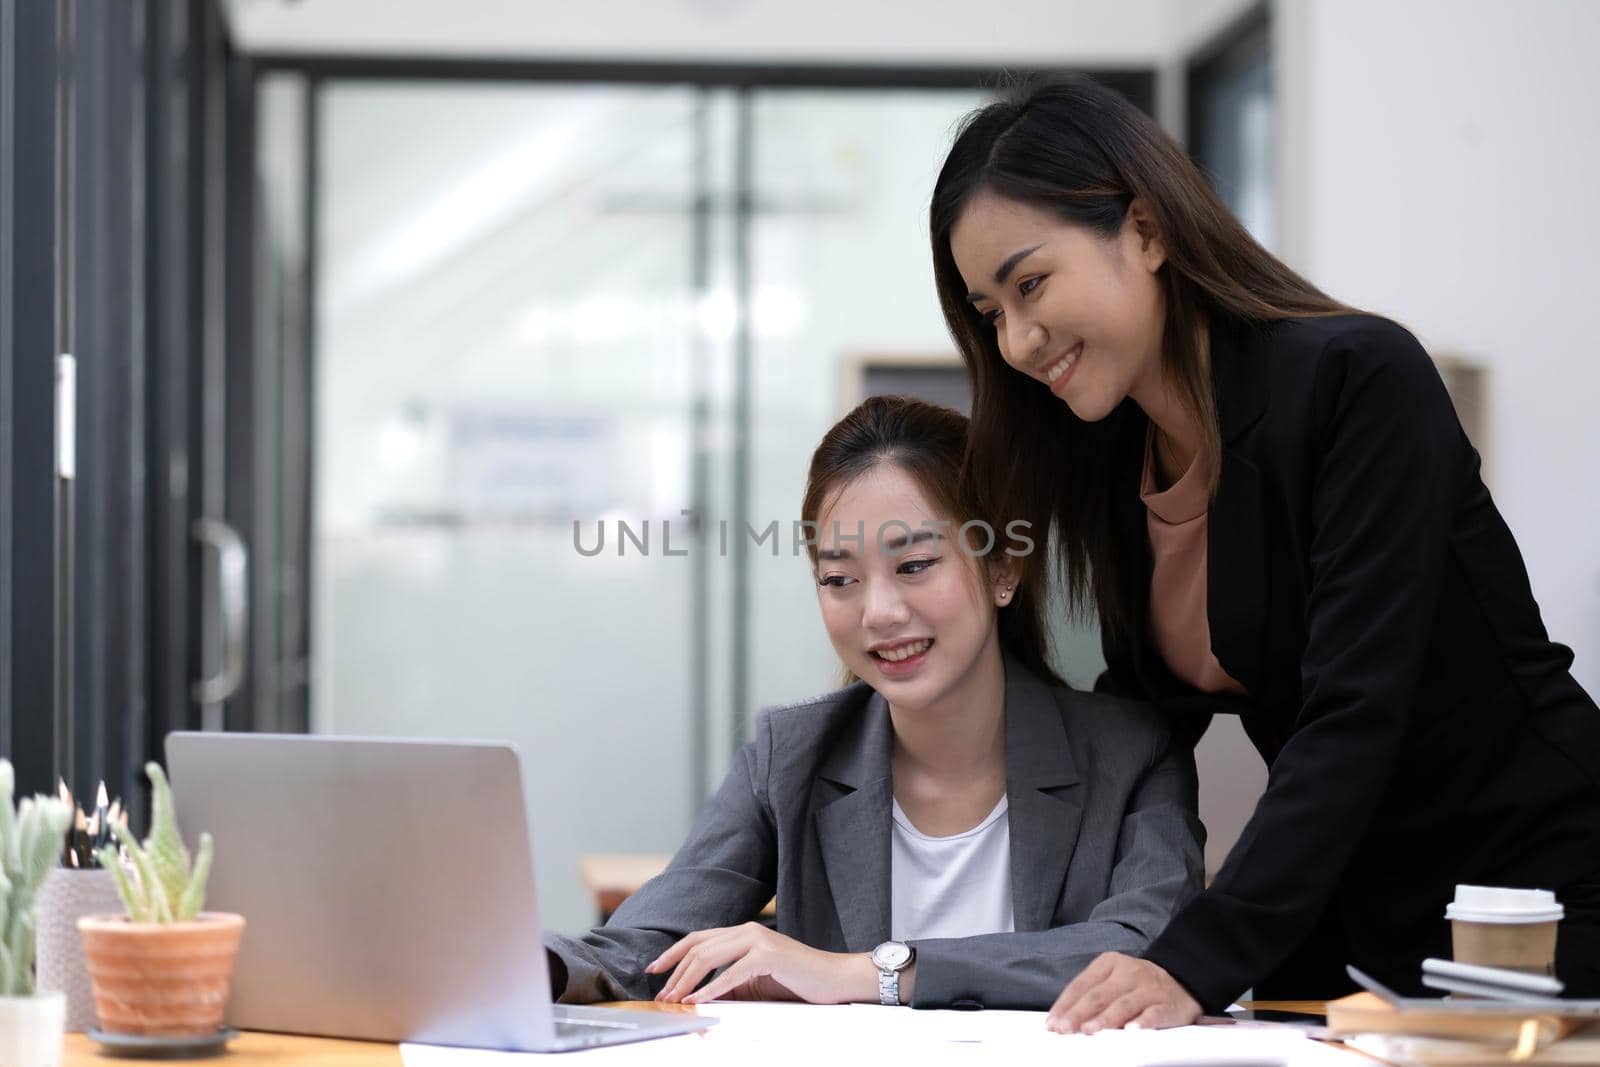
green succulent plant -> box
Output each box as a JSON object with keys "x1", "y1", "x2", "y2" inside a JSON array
[
  {"x1": 0, "y1": 758, "x2": 74, "y2": 995},
  {"x1": 96, "y1": 762, "x2": 213, "y2": 924}
]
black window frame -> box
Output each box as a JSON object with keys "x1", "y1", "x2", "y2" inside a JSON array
[{"x1": 1, "y1": 0, "x2": 63, "y2": 800}]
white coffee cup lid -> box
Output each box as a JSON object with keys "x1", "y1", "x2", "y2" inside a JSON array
[{"x1": 1445, "y1": 884, "x2": 1564, "y2": 924}]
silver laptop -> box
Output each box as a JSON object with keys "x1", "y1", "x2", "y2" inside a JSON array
[{"x1": 166, "y1": 732, "x2": 715, "y2": 1052}]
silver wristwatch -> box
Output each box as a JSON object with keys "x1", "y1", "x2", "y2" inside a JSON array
[{"x1": 870, "y1": 940, "x2": 915, "y2": 1005}]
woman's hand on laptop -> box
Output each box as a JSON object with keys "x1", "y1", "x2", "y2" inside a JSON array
[{"x1": 647, "y1": 922, "x2": 883, "y2": 1006}]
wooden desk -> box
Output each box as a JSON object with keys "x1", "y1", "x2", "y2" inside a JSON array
[
  {"x1": 63, "y1": 1003, "x2": 1329, "y2": 1063},
  {"x1": 64, "y1": 1031, "x2": 402, "y2": 1065},
  {"x1": 579, "y1": 853, "x2": 675, "y2": 920},
  {"x1": 580, "y1": 853, "x2": 777, "y2": 922},
  {"x1": 1244, "y1": 999, "x2": 1328, "y2": 1016}
]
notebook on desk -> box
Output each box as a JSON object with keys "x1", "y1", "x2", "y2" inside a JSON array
[
  {"x1": 1345, "y1": 965, "x2": 1600, "y2": 1018},
  {"x1": 166, "y1": 732, "x2": 714, "y2": 1053}
]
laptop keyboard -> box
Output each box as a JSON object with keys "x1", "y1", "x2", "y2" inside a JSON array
[
  {"x1": 549, "y1": 1005, "x2": 651, "y2": 1044},
  {"x1": 555, "y1": 1016, "x2": 640, "y2": 1034}
]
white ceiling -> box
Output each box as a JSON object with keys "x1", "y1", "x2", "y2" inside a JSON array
[{"x1": 221, "y1": 0, "x2": 1253, "y2": 65}]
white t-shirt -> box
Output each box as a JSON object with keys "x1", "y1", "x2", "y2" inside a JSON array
[{"x1": 889, "y1": 794, "x2": 1016, "y2": 942}]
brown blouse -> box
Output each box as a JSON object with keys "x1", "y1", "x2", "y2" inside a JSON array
[{"x1": 1140, "y1": 427, "x2": 1248, "y2": 696}]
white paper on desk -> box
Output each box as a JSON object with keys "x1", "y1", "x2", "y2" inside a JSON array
[{"x1": 402, "y1": 1004, "x2": 1359, "y2": 1065}]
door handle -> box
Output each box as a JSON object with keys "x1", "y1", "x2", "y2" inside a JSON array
[{"x1": 192, "y1": 517, "x2": 248, "y2": 707}]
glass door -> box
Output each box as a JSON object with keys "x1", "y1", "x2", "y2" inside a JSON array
[{"x1": 312, "y1": 82, "x2": 710, "y2": 932}]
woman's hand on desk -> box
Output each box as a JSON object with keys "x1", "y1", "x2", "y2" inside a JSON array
[
  {"x1": 647, "y1": 922, "x2": 884, "y2": 1005},
  {"x1": 1045, "y1": 952, "x2": 1201, "y2": 1034}
]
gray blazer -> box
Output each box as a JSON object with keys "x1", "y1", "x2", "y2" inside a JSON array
[{"x1": 548, "y1": 656, "x2": 1204, "y2": 1009}]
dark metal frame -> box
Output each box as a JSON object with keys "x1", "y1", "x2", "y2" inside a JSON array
[
  {"x1": 0, "y1": 0, "x2": 252, "y2": 815},
  {"x1": 295, "y1": 76, "x2": 318, "y2": 736},
  {"x1": 132, "y1": 0, "x2": 210, "y2": 824},
  {"x1": 729, "y1": 88, "x2": 753, "y2": 751},
  {"x1": 1185, "y1": 2, "x2": 1270, "y2": 183},
  {"x1": 137, "y1": 0, "x2": 258, "y2": 813},
  {"x1": 252, "y1": 55, "x2": 1153, "y2": 103},
  {"x1": 222, "y1": 16, "x2": 260, "y2": 732},
  {"x1": 0, "y1": 0, "x2": 62, "y2": 800},
  {"x1": 55, "y1": 0, "x2": 77, "y2": 797},
  {"x1": 65, "y1": 0, "x2": 147, "y2": 809},
  {"x1": 687, "y1": 94, "x2": 712, "y2": 802}
]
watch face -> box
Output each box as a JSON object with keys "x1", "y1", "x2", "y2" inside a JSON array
[{"x1": 873, "y1": 942, "x2": 912, "y2": 970}]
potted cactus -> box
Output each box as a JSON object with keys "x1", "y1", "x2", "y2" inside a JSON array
[
  {"x1": 0, "y1": 758, "x2": 74, "y2": 1067},
  {"x1": 78, "y1": 763, "x2": 244, "y2": 1037}
]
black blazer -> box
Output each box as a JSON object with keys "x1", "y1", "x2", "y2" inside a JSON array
[{"x1": 1097, "y1": 312, "x2": 1600, "y2": 1010}]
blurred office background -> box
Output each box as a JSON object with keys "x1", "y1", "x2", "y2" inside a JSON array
[{"x1": 3, "y1": 0, "x2": 1597, "y2": 934}]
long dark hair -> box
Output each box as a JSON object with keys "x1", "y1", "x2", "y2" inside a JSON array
[
  {"x1": 801, "y1": 395, "x2": 1062, "y2": 688},
  {"x1": 930, "y1": 74, "x2": 1358, "y2": 634}
]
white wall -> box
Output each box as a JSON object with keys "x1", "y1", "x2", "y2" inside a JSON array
[
  {"x1": 1275, "y1": 0, "x2": 1600, "y2": 694},
  {"x1": 224, "y1": 0, "x2": 1191, "y2": 64}
]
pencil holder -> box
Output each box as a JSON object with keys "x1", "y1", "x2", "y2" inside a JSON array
[{"x1": 36, "y1": 867, "x2": 123, "y2": 1032}]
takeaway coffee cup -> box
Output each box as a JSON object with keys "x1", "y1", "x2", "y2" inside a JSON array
[{"x1": 1446, "y1": 884, "x2": 1564, "y2": 975}]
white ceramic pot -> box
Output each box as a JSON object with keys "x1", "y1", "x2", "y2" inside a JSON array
[{"x1": 0, "y1": 990, "x2": 66, "y2": 1067}]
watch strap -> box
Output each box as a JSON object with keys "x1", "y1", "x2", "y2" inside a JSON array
[{"x1": 877, "y1": 965, "x2": 901, "y2": 1006}]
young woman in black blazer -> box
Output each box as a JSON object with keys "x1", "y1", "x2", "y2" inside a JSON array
[{"x1": 928, "y1": 74, "x2": 1600, "y2": 1029}]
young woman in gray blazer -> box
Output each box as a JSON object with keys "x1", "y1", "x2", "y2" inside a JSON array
[{"x1": 545, "y1": 396, "x2": 1204, "y2": 1010}]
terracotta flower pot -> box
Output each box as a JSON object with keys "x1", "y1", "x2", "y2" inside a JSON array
[{"x1": 76, "y1": 912, "x2": 245, "y2": 1036}]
